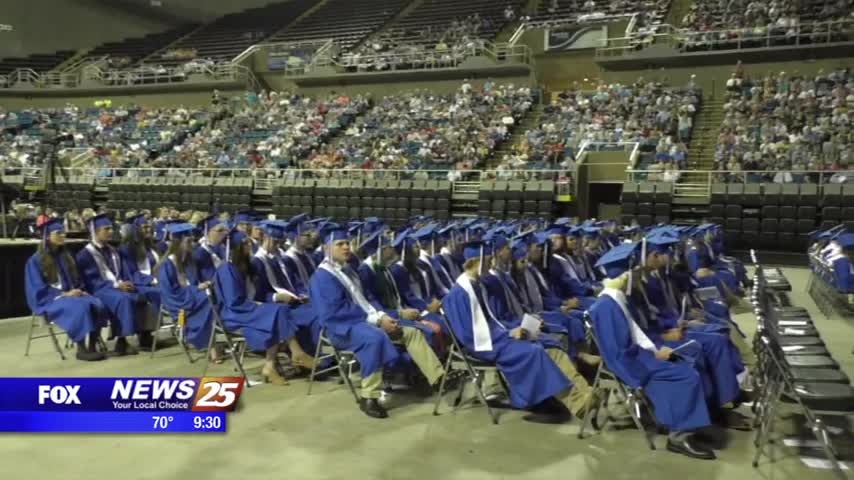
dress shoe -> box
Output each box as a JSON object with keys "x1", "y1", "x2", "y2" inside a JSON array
[
  {"x1": 138, "y1": 331, "x2": 153, "y2": 350},
  {"x1": 718, "y1": 410, "x2": 753, "y2": 431},
  {"x1": 359, "y1": 398, "x2": 389, "y2": 419},
  {"x1": 76, "y1": 342, "x2": 106, "y2": 361},
  {"x1": 666, "y1": 436, "x2": 716, "y2": 460},
  {"x1": 113, "y1": 337, "x2": 138, "y2": 356}
]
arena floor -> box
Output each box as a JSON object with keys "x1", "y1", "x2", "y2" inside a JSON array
[{"x1": 1, "y1": 266, "x2": 852, "y2": 480}]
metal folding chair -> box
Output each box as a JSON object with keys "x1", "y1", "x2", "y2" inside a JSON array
[
  {"x1": 306, "y1": 327, "x2": 359, "y2": 401},
  {"x1": 432, "y1": 311, "x2": 509, "y2": 425},
  {"x1": 150, "y1": 306, "x2": 195, "y2": 363},
  {"x1": 24, "y1": 313, "x2": 66, "y2": 360},
  {"x1": 202, "y1": 289, "x2": 251, "y2": 386},
  {"x1": 578, "y1": 315, "x2": 657, "y2": 450}
]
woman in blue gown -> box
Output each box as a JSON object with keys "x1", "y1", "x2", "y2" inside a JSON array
[
  {"x1": 155, "y1": 223, "x2": 215, "y2": 353},
  {"x1": 118, "y1": 213, "x2": 162, "y2": 314},
  {"x1": 25, "y1": 219, "x2": 107, "y2": 361},
  {"x1": 213, "y1": 229, "x2": 315, "y2": 385},
  {"x1": 193, "y1": 214, "x2": 229, "y2": 283}
]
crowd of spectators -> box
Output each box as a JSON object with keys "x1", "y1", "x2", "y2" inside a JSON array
[
  {"x1": 325, "y1": 81, "x2": 533, "y2": 172},
  {"x1": 715, "y1": 66, "x2": 853, "y2": 182},
  {"x1": 679, "y1": 0, "x2": 854, "y2": 50},
  {"x1": 494, "y1": 79, "x2": 698, "y2": 179}
]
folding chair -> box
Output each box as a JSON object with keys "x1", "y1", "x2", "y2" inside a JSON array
[
  {"x1": 432, "y1": 312, "x2": 509, "y2": 425},
  {"x1": 203, "y1": 289, "x2": 251, "y2": 386},
  {"x1": 150, "y1": 306, "x2": 195, "y2": 363},
  {"x1": 24, "y1": 313, "x2": 66, "y2": 360},
  {"x1": 306, "y1": 327, "x2": 359, "y2": 402},
  {"x1": 578, "y1": 315, "x2": 657, "y2": 450}
]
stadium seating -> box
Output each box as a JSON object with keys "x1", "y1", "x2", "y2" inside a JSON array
[
  {"x1": 0, "y1": 50, "x2": 76, "y2": 76},
  {"x1": 79, "y1": 25, "x2": 199, "y2": 68}
]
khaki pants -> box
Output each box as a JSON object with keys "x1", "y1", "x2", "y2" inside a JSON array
[
  {"x1": 547, "y1": 348, "x2": 596, "y2": 417},
  {"x1": 361, "y1": 326, "x2": 444, "y2": 399},
  {"x1": 729, "y1": 327, "x2": 756, "y2": 370}
]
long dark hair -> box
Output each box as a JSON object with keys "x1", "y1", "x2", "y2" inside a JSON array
[
  {"x1": 155, "y1": 237, "x2": 187, "y2": 278},
  {"x1": 230, "y1": 238, "x2": 253, "y2": 278},
  {"x1": 123, "y1": 226, "x2": 154, "y2": 263},
  {"x1": 38, "y1": 242, "x2": 78, "y2": 286}
]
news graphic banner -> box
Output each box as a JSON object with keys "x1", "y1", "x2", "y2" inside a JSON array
[{"x1": 0, "y1": 377, "x2": 244, "y2": 433}]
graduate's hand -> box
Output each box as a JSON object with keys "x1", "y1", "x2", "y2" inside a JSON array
[
  {"x1": 117, "y1": 281, "x2": 135, "y2": 292},
  {"x1": 690, "y1": 308, "x2": 704, "y2": 319},
  {"x1": 427, "y1": 298, "x2": 442, "y2": 313},
  {"x1": 400, "y1": 308, "x2": 419, "y2": 321},
  {"x1": 661, "y1": 328, "x2": 684, "y2": 342},
  {"x1": 509, "y1": 327, "x2": 529, "y2": 340},
  {"x1": 379, "y1": 316, "x2": 400, "y2": 334},
  {"x1": 564, "y1": 298, "x2": 581, "y2": 309},
  {"x1": 655, "y1": 347, "x2": 674, "y2": 360},
  {"x1": 64, "y1": 289, "x2": 84, "y2": 297},
  {"x1": 198, "y1": 281, "x2": 212, "y2": 290},
  {"x1": 299, "y1": 295, "x2": 310, "y2": 303}
]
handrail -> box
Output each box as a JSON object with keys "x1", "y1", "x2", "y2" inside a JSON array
[
  {"x1": 331, "y1": 40, "x2": 533, "y2": 72},
  {"x1": 627, "y1": 168, "x2": 854, "y2": 186},
  {"x1": 596, "y1": 18, "x2": 854, "y2": 57},
  {"x1": 508, "y1": 23, "x2": 526, "y2": 46},
  {"x1": 230, "y1": 38, "x2": 334, "y2": 64}
]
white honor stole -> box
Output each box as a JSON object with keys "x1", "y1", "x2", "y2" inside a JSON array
[
  {"x1": 599, "y1": 288, "x2": 657, "y2": 353},
  {"x1": 167, "y1": 254, "x2": 190, "y2": 287},
  {"x1": 420, "y1": 251, "x2": 449, "y2": 296},
  {"x1": 254, "y1": 248, "x2": 297, "y2": 297},
  {"x1": 85, "y1": 242, "x2": 121, "y2": 287},
  {"x1": 319, "y1": 259, "x2": 382, "y2": 325},
  {"x1": 522, "y1": 268, "x2": 545, "y2": 312},
  {"x1": 286, "y1": 247, "x2": 311, "y2": 286},
  {"x1": 456, "y1": 273, "x2": 503, "y2": 352},
  {"x1": 200, "y1": 240, "x2": 223, "y2": 268}
]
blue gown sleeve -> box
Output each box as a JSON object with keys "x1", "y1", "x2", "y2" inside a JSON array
[
  {"x1": 391, "y1": 264, "x2": 428, "y2": 311},
  {"x1": 75, "y1": 248, "x2": 111, "y2": 293},
  {"x1": 309, "y1": 269, "x2": 370, "y2": 331},
  {"x1": 158, "y1": 259, "x2": 203, "y2": 311},
  {"x1": 589, "y1": 298, "x2": 651, "y2": 389},
  {"x1": 118, "y1": 245, "x2": 155, "y2": 287},
  {"x1": 192, "y1": 246, "x2": 216, "y2": 283},
  {"x1": 833, "y1": 257, "x2": 853, "y2": 292},
  {"x1": 213, "y1": 264, "x2": 255, "y2": 313}
]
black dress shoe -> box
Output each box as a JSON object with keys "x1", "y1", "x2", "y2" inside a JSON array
[
  {"x1": 75, "y1": 342, "x2": 106, "y2": 362},
  {"x1": 720, "y1": 410, "x2": 753, "y2": 431},
  {"x1": 359, "y1": 398, "x2": 389, "y2": 419},
  {"x1": 113, "y1": 337, "x2": 139, "y2": 356},
  {"x1": 138, "y1": 331, "x2": 153, "y2": 350},
  {"x1": 666, "y1": 437, "x2": 717, "y2": 460}
]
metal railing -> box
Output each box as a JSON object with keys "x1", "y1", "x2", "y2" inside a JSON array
[
  {"x1": 596, "y1": 18, "x2": 854, "y2": 57},
  {"x1": 231, "y1": 38, "x2": 334, "y2": 66},
  {"x1": 627, "y1": 168, "x2": 854, "y2": 186},
  {"x1": 4, "y1": 166, "x2": 573, "y2": 183}
]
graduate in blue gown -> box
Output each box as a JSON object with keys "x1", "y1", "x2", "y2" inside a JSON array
[
  {"x1": 193, "y1": 214, "x2": 229, "y2": 283},
  {"x1": 156, "y1": 223, "x2": 215, "y2": 352},
  {"x1": 588, "y1": 242, "x2": 717, "y2": 460},
  {"x1": 412, "y1": 224, "x2": 453, "y2": 297},
  {"x1": 76, "y1": 213, "x2": 155, "y2": 355},
  {"x1": 283, "y1": 216, "x2": 320, "y2": 291},
  {"x1": 442, "y1": 241, "x2": 597, "y2": 420},
  {"x1": 388, "y1": 231, "x2": 445, "y2": 321},
  {"x1": 25, "y1": 219, "x2": 107, "y2": 361},
  {"x1": 545, "y1": 225, "x2": 597, "y2": 309},
  {"x1": 250, "y1": 220, "x2": 322, "y2": 360},
  {"x1": 310, "y1": 227, "x2": 445, "y2": 419},
  {"x1": 118, "y1": 213, "x2": 162, "y2": 315},
  {"x1": 829, "y1": 234, "x2": 854, "y2": 292},
  {"x1": 213, "y1": 228, "x2": 316, "y2": 385},
  {"x1": 436, "y1": 223, "x2": 464, "y2": 282},
  {"x1": 356, "y1": 230, "x2": 442, "y2": 348}
]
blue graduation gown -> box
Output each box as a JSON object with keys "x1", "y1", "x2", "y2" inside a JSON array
[
  {"x1": 309, "y1": 266, "x2": 400, "y2": 377},
  {"x1": 832, "y1": 257, "x2": 854, "y2": 292},
  {"x1": 389, "y1": 263, "x2": 433, "y2": 312},
  {"x1": 76, "y1": 244, "x2": 145, "y2": 337},
  {"x1": 357, "y1": 262, "x2": 439, "y2": 342},
  {"x1": 213, "y1": 263, "x2": 296, "y2": 352},
  {"x1": 192, "y1": 243, "x2": 225, "y2": 283},
  {"x1": 513, "y1": 269, "x2": 586, "y2": 346},
  {"x1": 548, "y1": 254, "x2": 590, "y2": 299},
  {"x1": 25, "y1": 252, "x2": 107, "y2": 343},
  {"x1": 481, "y1": 272, "x2": 567, "y2": 350},
  {"x1": 285, "y1": 249, "x2": 318, "y2": 290},
  {"x1": 249, "y1": 253, "x2": 321, "y2": 354},
  {"x1": 442, "y1": 283, "x2": 572, "y2": 409},
  {"x1": 528, "y1": 265, "x2": 566, "y2": 312},
  {"x1": 686, "y1": 245, "x2": 739, "y2": 293},
  {"x1": 117, "y1": 245, "x2": 161, "y2": 313},
  {"x1": 588, "y1": 295, "x2": 711, "y2": 432},
  {"x1": 157, "y1": 258, "x2": 213, "y2": 350}
]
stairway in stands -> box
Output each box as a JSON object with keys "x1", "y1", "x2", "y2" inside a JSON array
[
  {"x1": 671, "y1": 96, "x2": 724, "y2": 223},
  {"x1": 486, "y1": 103, "x2": 544, "y2": 169}
]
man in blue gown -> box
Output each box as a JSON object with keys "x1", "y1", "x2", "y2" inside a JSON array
[
  {"x1": 310, "y1": 228, "x2": 444, "y2": 419},
  {"x1": 25, "y1": 218, "x2": 107, "y2": 361},
  {"x1": 828, "y1": 234, "x2": 854, "y2": 293},
  {"x1": 589, "y1": 242, "x2": 716, "y2": 460},
  {"x1": 545, "y1": 224, "x2": 597, "y2": 308},
  {"x1": 284, "y1": 216, "x2": 320, "y2": 290},
  {"x1": 442, "y1": 241, "x2": 598, "y2": 421},
  {"x1": 76, "y1": 213, "x2": 156, "y2": 355}
]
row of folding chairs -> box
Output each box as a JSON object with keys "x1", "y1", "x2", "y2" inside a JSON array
[{"x1": 749, "y1": 259, "x2": 854, "y2": 478}]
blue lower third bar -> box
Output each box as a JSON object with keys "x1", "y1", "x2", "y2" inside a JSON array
[{"x1": 0, "y1": 411, "x2": 226, "y2": 433}]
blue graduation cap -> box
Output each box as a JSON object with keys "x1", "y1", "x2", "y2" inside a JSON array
[
  {"x1": 644, "y1": 233, "x2": 680, "y2": 255},
  {"x1": 582, "y1": 226, "x2": 600, "y2": 238},
  {"x1": 836, "y1": 233, "x2": 854, "y2": 249},
  {"x1": 323, "y1": 227, "x2": 349, "y2": 245},
  {"x1": 437, "y1": 222, "x2": 460, "y2": 241},
  {"x1": 260, "y1": 220, "x2": 288, "y2": 240},
  {"x1": 595, "y1": 242, "x2": 639, "y2": 279},
  {"x1": 89, "y1": 213, "x2": 112, "y2": 230},
  {"x1": 198, "y1": 214, "x2": 223, "y2": 235},
  {"x1": 545, "y1": 223, "x2": 566, "y2": 237},
  {"x1": 511, "y1": 242, "x2": 528, "y2": 261},
  {"x1": 165, "y1": 223, "x2": 195, "y2": 239},
  {"x1": 359, "y1": 230, "x2": 391, "y2": 259},
  {"x1": 483, "y1": 229, "x2": 509, "y2": 251},
  {"x1": 555, "y1": 217, "x2": 572, "y2": 226},
  {"x1": 462, "y1": 241, "x2": 493, "y2": 261},
  {"x1": 318, "y1": 221, "x2": 341, "y2": 242},
  {"x1": 234, "y1": 210, "x2": 258, "y2": 225},
  {"x1": 125, "y1": 213, "x2": 148, "y2": 228},
  {"x1": 40, "y1": 217, "x2": 65, "y2": 235}
]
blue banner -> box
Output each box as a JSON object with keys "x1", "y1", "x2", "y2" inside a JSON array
[
  {"x1": 0, "y1": 412, "x2": 226, "y2": 433},
  {"x1": 0, "y1": 377, "x2": 244, "y2": 412}
]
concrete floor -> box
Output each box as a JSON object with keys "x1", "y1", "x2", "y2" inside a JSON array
[{"x1": 1, "y1": 266, "x2": 852, "y2": 480}]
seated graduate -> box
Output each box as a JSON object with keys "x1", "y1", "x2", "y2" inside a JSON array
[
  {"x1": 283, "y1": 214, "x2": 320, "y2": 290},
  {"x1": 704, "y1": 225, "x2": 749, "y2": 289},
  {"x1": 829, "y1": 233, "x2": 854, "y2": 293},
  {"x1": 388, "y1": 230, "x2": 444, "y2": 320},
  {"x1": 76, "y1": 213, "x2": 155, "y2": 355},
  {"x1": 193, "y1": 214, "x2": 229, "y2": 283},
  {"x1": 234, "y1": 210, "x2": 264, "y2": 253},
  {"x1": 413, "y1": 224, "x2": 453, "y2": 296},
  {"x1": 310, "y1": 227, "x2": 445, "y2": 419},
  {"x1": 631, "y1": 238, "x2": 750, "y2": 423},
  {"x1": 587, "y1": 242, "x2": 717, "y2": 460},
  {"x1": 545, "y1": 224, "x2": 597, "y2": 309},
  {"x1": 118, "y1": 213, "x2": 162, "y2": 314},
  {"x1": 250, "y1": 220, "x2": 321, "y2": 357},
  {"x1": 685, "y1": 226, "x2": 743, "y2": 298},
  {"x1": 442, "y1": 241, "x2": 599, "y2": 421},
  {"x1": 567, "y1": 226, "x2": 602, "y2": 289},
  {"x1": 435, "y1": 223, "x2": 464, "y2": 281},
  {"x1": 156, "y1": 223, "x2": 215, "y2": 353},
  {"x1": 356, "y1": 230, "x2": 443, "y2": 344},
  {"x1": 25, "y1": 218, "x2": 107, "y2": 361},
  {"x1": 213, "y1": 228, "x2": 316, "y2": 385}
]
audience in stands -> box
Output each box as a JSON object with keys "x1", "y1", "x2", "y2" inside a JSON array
[{"x1": 715, "y1": 67, "x2": 852, "y2": 182}]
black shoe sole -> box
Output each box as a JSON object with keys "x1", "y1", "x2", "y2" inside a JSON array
[{"x1": 666, "y1": 441, "x2": 716, "y2": 460}]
